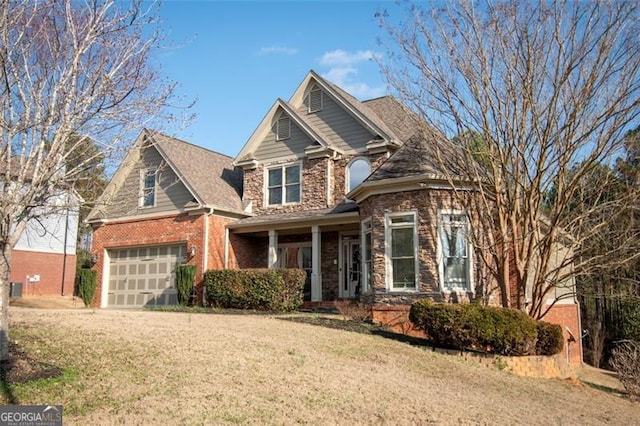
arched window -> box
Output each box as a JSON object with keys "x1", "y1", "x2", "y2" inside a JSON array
[{"x1": 347, "y1": 157, "x2": 371, "y2": 193}]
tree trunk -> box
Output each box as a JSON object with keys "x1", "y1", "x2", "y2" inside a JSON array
[{"x1": 0, "y1": 245, "x2": 12, "y2": 362}]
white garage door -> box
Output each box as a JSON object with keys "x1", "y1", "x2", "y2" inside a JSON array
[{"x1": 107, "y1": 244, "x2": 187, "y2": 308}]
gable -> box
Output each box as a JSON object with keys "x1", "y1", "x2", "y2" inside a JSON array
[
  {"x1": 91, "y1": 140, "x2": 193, "y2": 220},
  {"x1": 298, "y1": 86, "x2": 376, "y2": 154},
  {"x1": 254, "y1": 108, "x2": 315, "y2": 161}
]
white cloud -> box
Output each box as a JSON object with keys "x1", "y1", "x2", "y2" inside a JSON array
[
  {"x1": 258, "y1": 46, "x2": 298, "y2": 56},
  {"x1": 319, "y1": 49, "x2": 380, "y2": 66},
  {"x1": 319, "y1": 50, "x2": 386, "y2": 99}
]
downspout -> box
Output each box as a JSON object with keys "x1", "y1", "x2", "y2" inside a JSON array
[
  {"x1": 61, "y1": 204, "x2": 70, "y2": 296},
  {"x1": 202, "y1": 209, "x2": 210, "y2": 306},
  {"x1": 224, "y1": 227, "x2": 229, "y2": 269}
]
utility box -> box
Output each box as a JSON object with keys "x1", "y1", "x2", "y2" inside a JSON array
[{"x1": 9, "y1": 282, "x2": 23, "y2": 298}]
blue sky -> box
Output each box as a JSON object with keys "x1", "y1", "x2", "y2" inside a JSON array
[{"x1": 156, "y1": 0, "x2": 397, "y2": 157}]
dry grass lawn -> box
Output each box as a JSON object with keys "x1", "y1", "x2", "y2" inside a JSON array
[{"x1": 4, "y1": 307, "x2": 639, "y2": 425}]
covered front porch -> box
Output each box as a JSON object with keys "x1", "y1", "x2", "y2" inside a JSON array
[{"x1": 226, "y1": 204, "x2": 363, "y2": 302}]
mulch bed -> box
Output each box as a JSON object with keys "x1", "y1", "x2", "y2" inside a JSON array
[{"x1": 0, "y1": 342, "x2": 62, "y2": 385}]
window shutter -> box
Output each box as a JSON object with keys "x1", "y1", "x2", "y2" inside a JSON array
[
  {"x1": 308, "y1": 89, "x2": 323, "y2": 113},
  {"x1": 276, "y1": 115, "x2": 290, "y2": 141}
]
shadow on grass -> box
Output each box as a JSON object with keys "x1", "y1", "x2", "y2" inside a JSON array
[
  {"x1": 278, "y1": 316, "x2": 436, "y2": 348},
  {"x1": 580, "y1": 380, "x2": 627, "y2": 396},
  {"x1": 0, "y1": 342, "x2": 63, "y2": 404}
]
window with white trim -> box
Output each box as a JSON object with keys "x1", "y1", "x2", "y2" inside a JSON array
[
  {"x1": 439, "y1": 212, "x2": 471, "y2": 291},
  {"x1": 308, "y1": 87, "x2": 323, "y2": 113},
  {"x1": 386, "y1": 212, "x2": 418, "y2": 290},
  {"x1": 362, "y1": 219, "x2": 372, "y2": 292},
  {"x1": 139, "y1": 168, "x2": 156, "y2": 207},
  {"x1": 276, "y1": 115, "x2": 291, "y2": 141},
  {"x1": 267, "y1": 163, "x2": 301, "y2": 205},
  {"x1": 347, "y1": 157, "x2": 371, "y2": 193}
]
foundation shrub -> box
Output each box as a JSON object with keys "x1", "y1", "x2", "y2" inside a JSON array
[
  {"x1": 76, "y1": 268, "x2": 97, "y2": 307},
  {"x1": 536, "y1": 321, "x2": 564, "y2": 355},
  {"x1": 204, "y1": 269, "x2": 304, "y2": 312},
  {"x1": 176, "y1": 264, "x2": 197, "y2": 306},
  {"x1": 410, "y1": 300, "x2": 547, "y2": 356}
]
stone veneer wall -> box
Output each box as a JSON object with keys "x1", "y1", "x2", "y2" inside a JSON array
[
  {"x1": 359, "y1": 187, "x2": 502, "y2": 306},
  {"x1": 243, "y1": 158, "x2": 331, "y2": 215},
  {"x1": 332, "y1": 152, "x2": 389, "y2": 205},
  {"x1": 242, "y1": 152, "x2": 390, "y2": 216}
]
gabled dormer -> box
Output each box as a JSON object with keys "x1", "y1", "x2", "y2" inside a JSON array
[{"x1": 234, "y1": 70, "x2": 408, "y2": 215}]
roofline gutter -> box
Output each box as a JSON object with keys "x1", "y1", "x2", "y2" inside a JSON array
[{"x1": 227, "y1": 211, "x2": 359, "y2": 234}]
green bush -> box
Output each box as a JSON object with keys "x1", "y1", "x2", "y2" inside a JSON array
[
  {"x1": 76, "y1": 268, "x2": 97, "y2": 307},
  {"x1": 204, "y1": 268, "x2": 305, "y2": 312},
  {"x1": 176, "y1": 264, "x2": 197, "y2": 306},
  {"x1": 536, "y1": 321, "x2": 564, "y2": 355},
  {"x1": 410, "y1": 300, "x2": 548, "y2": 356}
]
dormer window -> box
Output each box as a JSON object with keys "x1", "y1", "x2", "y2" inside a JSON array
[
  {"x1": 308, "y1": 87, "x2": 323, "y2": 113},
  {"x1": 276, "y1": 115, "x2": 291, "y2": 141}
]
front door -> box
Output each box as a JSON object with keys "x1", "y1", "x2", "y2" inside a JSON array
[{"x1": 342, "y1": 239, "x2": 361, "y2": 298}]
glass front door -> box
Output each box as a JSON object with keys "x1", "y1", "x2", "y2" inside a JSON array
[{"x1": 342, "y1": 239, "x2": 361, "y2": 298}]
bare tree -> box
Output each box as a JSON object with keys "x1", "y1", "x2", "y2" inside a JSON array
[
  {"x1": 377, "y1": 0, "x2": 640, "y2": 318},
  {"x1": 0, "y1": 0, "x2": 190, "y2": 360}
]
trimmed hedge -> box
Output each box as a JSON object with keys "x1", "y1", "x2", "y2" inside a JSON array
[
  {"x1": 410, "y1": 300, "x2": 564, "y2": 356},
  {"x1": 204, "y1": 268, "x2": 305, "y2": 312},
  {"x1": 76, "y1": 268, "x2": 97, "y2": 307}
]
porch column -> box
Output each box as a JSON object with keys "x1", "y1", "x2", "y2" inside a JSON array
[
  {"x1": 311, "y1": 225, "x2": 322, "y2": 302},
  {"x1": 268, "y1": 229, "x2": 278, "y2": 269}
]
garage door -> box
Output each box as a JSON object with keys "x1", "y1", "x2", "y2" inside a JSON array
[{"x1": 107, "y1": 244, "x2": 187, "y2": 308}]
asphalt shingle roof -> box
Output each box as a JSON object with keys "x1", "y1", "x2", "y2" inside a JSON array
[
  {"x1": 365, "y1": 129, "x2": 470, "y2": 183},
  {"x1": 148, "y1": 130, "x2": 244, "y2": 214}
]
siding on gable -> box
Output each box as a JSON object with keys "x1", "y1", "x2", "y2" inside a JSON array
[
  {"x1": 300, "y1": 92, "x2": 376, "y2": 154},
  {"x1": 254, "y1": 116, "x2": 314, "y2": 161},
  {"x1": 102, "y1": 144, "x2": 193, "y2": 218}
]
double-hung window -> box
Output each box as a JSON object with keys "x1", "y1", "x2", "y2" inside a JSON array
[
  {"x1": 386, "y1": 212, "x2": 418, "y2": 290},
  {"x1": 139, "y1": 169, "x2": 157, "y2": 208},
  {"x1": 267, "y1": 163, "x2": 301, "y2": 205},
  {"x1": 439, "y1": 212, "x2": 471, "y2": 291}
]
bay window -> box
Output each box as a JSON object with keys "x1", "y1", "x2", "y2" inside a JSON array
[
  {"x1": 439, "y1": 211, "x2": 471, "y2": 291},
  {"x1": 385, "y1": 212, "x2": 418, "y2": 290}
]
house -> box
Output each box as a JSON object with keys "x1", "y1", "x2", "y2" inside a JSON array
[
  {"x1": 88, "y1": 70, "x2": 582, "y2": 363},
  {"x1": 10, "y1": 191, "x2": 80, "y2": 297},
  {"x1": 86, "y1": 130, "x2": 245, "y2": 307},
  {"x1": 1, "y1": 155, "x2": 81, "y2": 297}
]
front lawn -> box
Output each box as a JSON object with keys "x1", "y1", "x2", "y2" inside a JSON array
[{"x1": 2, "y1": 309, "x2": 638, "y2": 424}]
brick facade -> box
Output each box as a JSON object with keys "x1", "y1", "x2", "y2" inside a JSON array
[
  {"x1": 10, "y1": 250, "x2": 76, "y2": 296},
  {"x1": 91, "y1": 213, "x2": 233, "y2": 306},
  {"x1": 541, "y1": 303, "x2": 583, "y2": 365}
]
